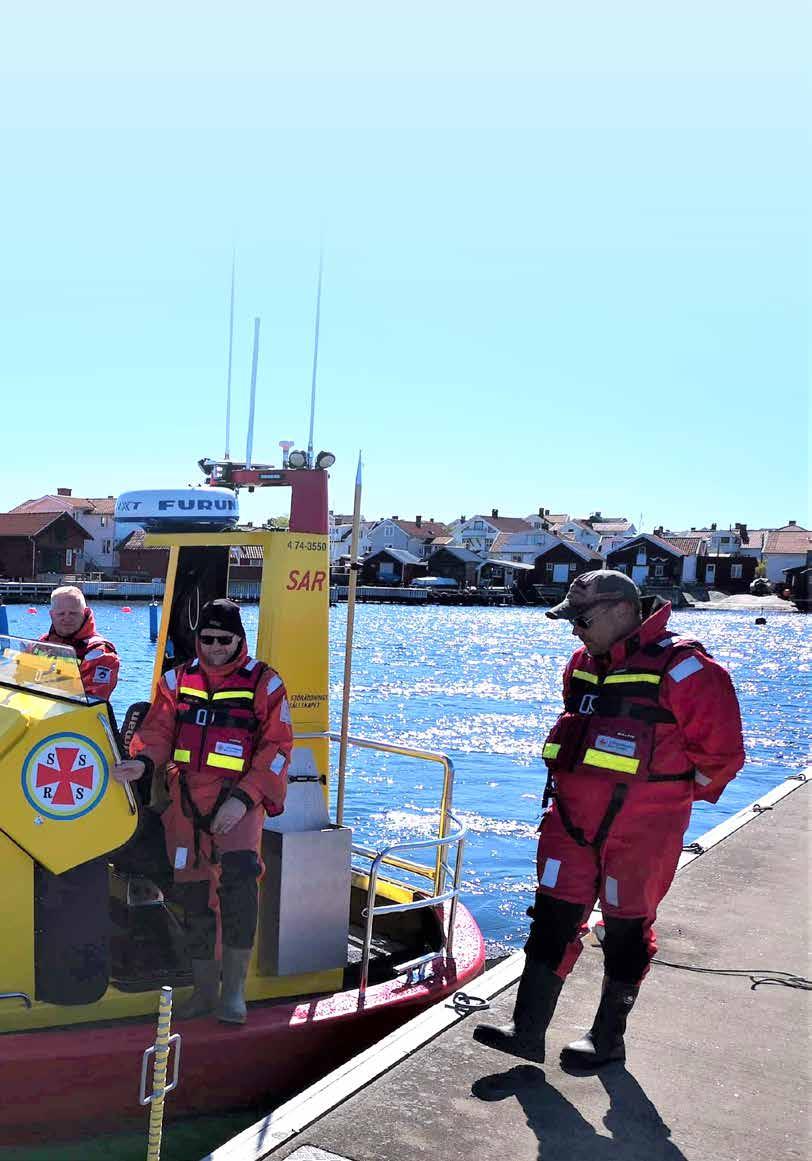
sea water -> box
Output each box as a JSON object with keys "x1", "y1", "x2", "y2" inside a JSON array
[{"x1": 6, "y1": 601, "x2": 808, "y2": 955}]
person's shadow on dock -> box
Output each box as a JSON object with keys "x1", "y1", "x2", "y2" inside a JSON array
[{"x1": 472, "y1": 1063, "x2": 688, "y2": 1160}]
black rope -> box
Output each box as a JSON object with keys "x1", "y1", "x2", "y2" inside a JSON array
[
  {"x1": 447, "y1": 991, "x2": 490, "y2": 1014},
  {"x1": 651, "y1": 957, "x2": 812, "y2": 992},
  {"x1": 682, "y1": 841, "x2": 704, "y2": 854},
  {"x1": 751, "y1": 803, "x2": 773, "y2": 814}
]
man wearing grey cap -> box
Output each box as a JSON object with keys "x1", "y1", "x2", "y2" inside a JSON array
[{"x1": 476, "y1": 570, "x2": 744, "y2": 1069}]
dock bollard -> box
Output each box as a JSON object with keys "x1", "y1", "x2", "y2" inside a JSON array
[
  {"x1": 149, "y1": 602, "x2": 159, "y2": 643},
  {"x1": 140, "y1": 986, "x2": 182, "y2": 1161}
]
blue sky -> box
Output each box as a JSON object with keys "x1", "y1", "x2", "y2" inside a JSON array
[{"x1": 1, "y1": 2, "x2": 807, "y2": 532}]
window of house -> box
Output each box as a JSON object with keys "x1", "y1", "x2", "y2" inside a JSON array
[
  {"x1": 615, "y1": 563, "x2": 627, "y2": 574},
  {"x1": 512, "y1": 554, "x2": 522, "y2": 562},
  {"x1": 546, "y1": 562, "x2": 554, "y2": 572},
  {"x1": 65, "y1": 549, "x2": 73, "y2": 567},
  {"x1": 654, "y1": 564, "x2": 665, "y2": 577},
  {"x1": 102, "y1": 540, "x2": 112, "y2": 554},
  {"x1": 731, "y1": 563, "x2": 743, "y2": 579},
  {"x1": 636, "y1": 551, "x2": 646, "y2": 565},
  {"x1": 569, "y1": 561, "x2": 577, "y2": 570},
  {"x1": 100, "y1": 516, "x2": 107, "y2": 527}
]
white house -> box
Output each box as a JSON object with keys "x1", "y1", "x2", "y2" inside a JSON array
[
  {"x1": 11, "y1": 489, "x2": 118, "y2": 574},
  {"x1": 556, "y1": 520, "x2": 601, "y2": 551},
  {"x1": 450, "y1": 511, "x2": 540, "y2": 560},
  {"x1": 762, "y1": 524, "x2": 812, "y2": 585},
  {"x1": 329, "y1": 514, "x2": 373, "y2": 564},
  {"x1": 366, "y1": 517, "x2": 449, "y2": 561}
]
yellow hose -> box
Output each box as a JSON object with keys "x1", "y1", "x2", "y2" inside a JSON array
[{"x1": 146, "y1": 986, "x2": 173, "y2": 1161}]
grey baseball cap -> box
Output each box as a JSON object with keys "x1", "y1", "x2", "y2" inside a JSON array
[{"x1": 546, "y1": 569, "x2": 641, "y2": 621}]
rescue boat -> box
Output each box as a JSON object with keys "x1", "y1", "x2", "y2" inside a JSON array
[{"x1": 0, "y1": 460, "x2": 484, "y2": 1147}]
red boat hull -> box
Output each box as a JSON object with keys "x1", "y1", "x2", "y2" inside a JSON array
[{"x1": 0, "y1": 902, "x2": 484, "y2": 1146}]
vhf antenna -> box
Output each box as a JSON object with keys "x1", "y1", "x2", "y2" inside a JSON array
[
  {"x1": 245, "y1": 317, "x2": 261, "y2": 470},
  {"x1": 224, "y1": 249, "x2": 236, "y2": 459},
  {"x1": 306, "y1": 239, "x2": 324, "y2": 468}
]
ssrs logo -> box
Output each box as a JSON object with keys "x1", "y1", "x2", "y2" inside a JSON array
[{"x1": 21, "y1": 734, "x2": 109, "y2": 820}]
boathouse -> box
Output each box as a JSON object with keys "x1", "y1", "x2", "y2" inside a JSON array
[
  {"x1": 116, "y1": 527, "x2": 170, "y2": 580},
  {"x1": 425, "y1": 546, "x2": 482, "y2": 589},
  {"x1": 0, "y1": 511, "x2": 91, "y2": 580},
  {"x1": 360, "y1": 548, "x2": 427, "y2": 586},
  {"x1": 516, "y1": 538, "x2": 604, "y2": 603},
  {"x1": 605, "y1": 533, "x2": 685, "y2": 588}
]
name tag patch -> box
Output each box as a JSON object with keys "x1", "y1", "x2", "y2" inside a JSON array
[
  {"x1": 214, "y1": 741, "x2": 244, "y2": 758},
  {"x1": 594, "y1": 734, "x2": 636, "y2": 758},
  {"x1": 93, "y1": 666, "x2": 112, "y2": 683}
]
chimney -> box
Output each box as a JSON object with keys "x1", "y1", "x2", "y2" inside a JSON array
[
  {"x1": 711, "y1": 522, "x2": 717, "y2": 531},
  {"x1": 654, "y1": 525, "x2": 664, "y2": 536},
  {"x1": 415, "y1": 515, "x2": 422, "y2": 528},
  {"x1": 788, "y1": 519, "x2": 797, "y2": 526},
  {"x1": 57, "y1": 488, "x2": 72, "y2": 497},
  {"x1": 491, "y1": 508, "x2": 498, "y2": 518},
  {"x1": 691, "y1": 527, "x2": 696, "y2": 532}
]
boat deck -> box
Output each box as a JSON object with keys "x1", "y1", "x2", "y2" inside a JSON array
[{"x1": 210, "y1": 775, "x2": 810, "y2": 1161}]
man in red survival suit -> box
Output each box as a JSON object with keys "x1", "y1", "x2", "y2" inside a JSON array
[
  {"x1": 42, "y1": 585, "x2": 120, "y2": 700},
  {"x1": 476, "y1": 570, "x2": 744, "y2": 1068},
  {"x1": 113, "y1": 599, "x2": 292, "y2": 1024}
]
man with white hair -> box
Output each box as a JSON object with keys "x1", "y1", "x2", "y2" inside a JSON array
[{"x1": 42, "y1": 585, "x2": 120, "y2": 700}]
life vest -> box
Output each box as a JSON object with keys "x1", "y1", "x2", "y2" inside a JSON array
[
  {"x1": 168, "y1": 657, "x2": 268, "y2": 779},
  {"x1": 542, "y1": 634, "x2": 708, "y2": 784},
  {"x1": 73, "y1": 634, "x2": 117, "y2": 662}
]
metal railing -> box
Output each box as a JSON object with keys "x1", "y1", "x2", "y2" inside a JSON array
[{"x1": 298, "y1": 732, "x2": 467, "y2": 997}]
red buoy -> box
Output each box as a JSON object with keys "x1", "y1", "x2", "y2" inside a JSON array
[
  {"x1": 121, "y1": 606, "x2": 133, "y2": 613},
  {"x1": 27, "y1": 607, "x2": 37, "y2": 614}
]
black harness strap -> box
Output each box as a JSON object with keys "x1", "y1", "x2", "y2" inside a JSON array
[
  {"x1": 175, "y1": 705, "x2": 259, "y2": 731},
  {"x1": 554, "y1": 782, "x2": 629, "y2": 850},
  {"x1": 179, "y1": 773, "x2": 233, "y2": 868}
]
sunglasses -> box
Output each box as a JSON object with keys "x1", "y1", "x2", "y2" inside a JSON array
[
  {"x1": 199, "y1": 633, "x2": 236, "y2": 645},
  {"x1": 572, "y1": 601, "x2": 620, "y2": 630}
]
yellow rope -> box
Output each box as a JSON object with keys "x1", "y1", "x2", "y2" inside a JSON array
[{"x1": 146, "y1": 986, "x2": 173, "y2": 1161}]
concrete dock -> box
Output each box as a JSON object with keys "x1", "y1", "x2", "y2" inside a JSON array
[{"x1": 209, "y1": 776, "x2": 810, "y2": 1161}]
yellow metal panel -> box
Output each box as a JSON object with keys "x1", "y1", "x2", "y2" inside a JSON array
[
  {"x1": 0, "y1": 699, "x2": 137, "y2": 874},
  {"x1": 150, "y1": 544, "x2": 179, "y2": 697},
  {"x1": 257, "y1": 533, "x2": 330, "y2": 795},
  {"x1": 0, "y1": 831, "x2": 34, "y2": 1001}
]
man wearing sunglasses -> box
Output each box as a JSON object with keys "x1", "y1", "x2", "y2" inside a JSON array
[
  {"x1": 113, "y1": 598, "x2": 292, "y2": 1024},
  {"x1": 476, "y1": 569, "x2": 744, "y2": 1069}
]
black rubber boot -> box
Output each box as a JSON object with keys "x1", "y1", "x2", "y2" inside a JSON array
[
  {"x1": 473, "y1": 959, "x2": 564, "y2": 1063},
  {"x1": 560, "y1": 978, "x2": 639, "y2": 1068},
  {"x1": 217, "y1": 946, "x2": 251, "y2": 1025},
  {"x1": 175, "y1": 958, "x2": 220, "y2": 1019}
]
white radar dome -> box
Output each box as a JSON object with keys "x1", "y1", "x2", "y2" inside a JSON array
[{"x1": 115, "y1": 488, "x2": 240, "y2": 531}]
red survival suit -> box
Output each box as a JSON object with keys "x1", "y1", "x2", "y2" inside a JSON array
[
  {"x1": 130, "y1": 642, "x2": 292, "y2": 957},
  {"x1": 41, "y1": 607, "x2": 120, "y2": 700},
  {"x1": 131, "y1": 641, "x2": 292, "y2": 884},
  {"x1": 530, "y1": 598, "x2": 745, "y2": 987}
]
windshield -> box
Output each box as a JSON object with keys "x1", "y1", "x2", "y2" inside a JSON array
[{"x1": 0, "y1": 635, "x2": 89, "y2": 704}]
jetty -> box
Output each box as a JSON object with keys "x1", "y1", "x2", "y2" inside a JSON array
[{"x1": 205, "y1": 772, "x2": 809, "y2": 1161}]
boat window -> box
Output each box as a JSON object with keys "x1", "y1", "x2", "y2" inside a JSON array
[{"x1": 0, "y1": 635, "x2": 89, "y2": 704}]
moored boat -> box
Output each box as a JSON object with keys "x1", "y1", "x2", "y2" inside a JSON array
[{"x1": 0, "y1": 460, "x2": 484, "y2": 1147}]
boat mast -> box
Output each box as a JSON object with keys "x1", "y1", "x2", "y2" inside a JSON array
[
  {"x1": 306, "y1": 241, "x2": 324, "y2": 468},
  {"x1": 336, "y1": 452, "x2": 363, "y2": 826},
  {"x1": 245, "y1": 316, "x2": 261, "y2": 470},
  {"x1": 224, "y1": 249, "x2": 236, "y2": 460}
]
